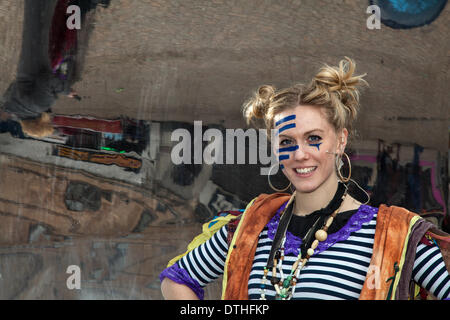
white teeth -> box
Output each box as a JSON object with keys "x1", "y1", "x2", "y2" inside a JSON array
[{"x1": 296, "y1": 167, "x2": 316, "y2": 174}]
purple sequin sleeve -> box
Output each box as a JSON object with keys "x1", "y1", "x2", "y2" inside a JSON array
[{"x1": 159, "y1": 262, "x2": 205, "y2": 300}]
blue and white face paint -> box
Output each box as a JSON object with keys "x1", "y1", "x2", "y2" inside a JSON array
[
  {"x1": 277, "y1": 145, "x2": 299, "y2": 169},
  {"x1": 275, "y1": 114, "x2": 296, "y2": 134},
  {"x1": 274, "y1": 114, "x2": 298, "y2": 169},
  {"x1": 274, "y1": 114, "x2": 325, "y2": 169},
  {"x1": 272, "y1": 105, "x2": 347, "y2": 194},
  {"x1": 308, "y1": 141, "x2": 322, "y2": 151}
]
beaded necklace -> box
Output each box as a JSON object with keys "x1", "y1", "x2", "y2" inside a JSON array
[{"x1": 260, "y1": 187, "x2": 348, "y2": 300}]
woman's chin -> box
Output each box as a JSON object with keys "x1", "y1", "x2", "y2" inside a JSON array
[{"x1": 292, "y1": 182, "x2": 319, "y2": 194}]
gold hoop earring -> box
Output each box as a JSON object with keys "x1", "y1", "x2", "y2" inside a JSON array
[
  {"x1": 348, "y1": 178, "x2": 371, "y2": 205},
  {"x1": 337, "y1": 152, "x2": 351, "y2": 183},
  {"x1": 268, "y1": 164, "x2": 291, "y2": 192}
]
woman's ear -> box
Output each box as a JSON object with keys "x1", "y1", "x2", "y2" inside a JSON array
[{"x1": 338, "y1": 128, "x2": 348, "y2": 154}]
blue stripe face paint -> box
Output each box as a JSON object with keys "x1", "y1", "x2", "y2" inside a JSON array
[
  {"x1": 275, "y1": 114, "x2": 296, "y2": 127},
  {"x1": 308, "y1": 142, "x2": 322, "y2": 151},
  {"x1": 275, "y1": 114, "x2": 298, "y2": 168},
  {"x1": 277, "y1": 144, "x2": 298, "y2": 165},
  {"x1": 275, "y1": 114, "x2": 296, "y2": 136},
  {"x1": 277, "y1": 123, "x2": 296, "y2": 134},
  {"x1": 278, "y1": 145, "x2": 299, "y2": 153},
  {"x1": 275, "y1": 114, "x2": 299, "y2": 169}
]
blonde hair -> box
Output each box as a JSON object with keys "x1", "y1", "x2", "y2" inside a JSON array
[
  {"x1": 19, "y1": 112, "x2": 54, "y2": 138},
  {"x1": 243, "y1": 57, "x2": 368, "y2": 138}
]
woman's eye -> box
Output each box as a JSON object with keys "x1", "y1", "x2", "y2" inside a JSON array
[
  {"x1": 308, "y1": 135, "x2": 322, "y2": 143},
  {"x1": 280, "y1": 139, "x2": 292, "y2": 146}
]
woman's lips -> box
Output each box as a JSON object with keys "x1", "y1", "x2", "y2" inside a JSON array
[{"x1": 293, "y1": 166, "x2": 317, "y2": 177}]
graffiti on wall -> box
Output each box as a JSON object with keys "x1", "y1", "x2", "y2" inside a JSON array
[
  {"x1": 349, "y1": 141, "x2": 448, "y2": 229},
  {"x1": 53, "y1": 145, "x2": 142, "y2": 172},
  {"x1": 369, "y1": 0, "x2": 448, "y2": 29}
]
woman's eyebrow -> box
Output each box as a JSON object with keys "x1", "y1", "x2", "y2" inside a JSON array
[
  {"x1": 279, "y1": 128, "x2": 324, "y2": 138},
  {"x1": 278, "y1": 133, "x2": 294, "y2": 139},
  {"x1": 304, "y1": 128, "x2": 325, "y2": 135}
]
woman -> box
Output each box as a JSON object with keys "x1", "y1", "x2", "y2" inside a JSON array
[{"x1": 160, "y1": 57, "x2": 450, "y2": 300}]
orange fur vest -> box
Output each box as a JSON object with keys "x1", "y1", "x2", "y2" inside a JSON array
[{"x1": 222, "y1": 194, "x2": 449, "y2": 300}]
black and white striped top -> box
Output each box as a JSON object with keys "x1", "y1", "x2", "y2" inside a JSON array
[{"x1": 173, "y1": 204, "x2": 450, "y2": 300}]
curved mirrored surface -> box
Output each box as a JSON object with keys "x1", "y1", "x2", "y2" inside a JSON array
[{"x1": 0, "y1": 0, "x2": 448, "y2": 299}]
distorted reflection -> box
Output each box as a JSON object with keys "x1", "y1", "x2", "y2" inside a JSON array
[{"x1": 0, "y1": 0, "x2": 448, "y2": 300}]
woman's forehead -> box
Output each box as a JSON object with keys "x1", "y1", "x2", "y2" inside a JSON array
[{"x1": 274, "y1": 105, "x2": 332, "y2": 133}]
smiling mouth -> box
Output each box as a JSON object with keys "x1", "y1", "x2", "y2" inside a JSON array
[{"x1": 295, "y1": 167, "x2": 317, "y2": 174}]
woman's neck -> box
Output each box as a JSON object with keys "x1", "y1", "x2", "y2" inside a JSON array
[{"x1": 293, "y1": 176, "x2": 340, "y2": 216}]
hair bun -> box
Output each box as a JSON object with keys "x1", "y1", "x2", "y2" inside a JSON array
[
  {"x1": 243, "y1": 84, "x2": 275, "y2": 124},
  {"x1": 314, "y1": 57, "x2": 367, "y2": 101},
  {"x1": 311, "y1": 57, "x2": 367, "y2": 124}
]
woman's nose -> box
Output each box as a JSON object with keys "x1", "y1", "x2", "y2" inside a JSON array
[{"x1": 292, "y1": 144, "x2": 310, "y2": 160}]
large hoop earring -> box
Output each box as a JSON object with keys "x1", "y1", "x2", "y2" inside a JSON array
[
  {"x1": 268, "y1": 164, "x2": 291, "y2": 192},
  {"x1": 348, "y1": 178, "x2": 371, "y2": 205},
  {"x1": 337, "y1": 152, "x2": 351, "y2": 183}
]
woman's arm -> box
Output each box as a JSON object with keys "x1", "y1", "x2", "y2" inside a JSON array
[
  {"x1": 159, "y1": 225, "x2": 229, "y2": 300},
  {"x1": 413, "y1": 241, "x2": 450, "y2": 299},
  {"x1": 161, "y1": 278, "x2": 199, "y2": 300}
]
